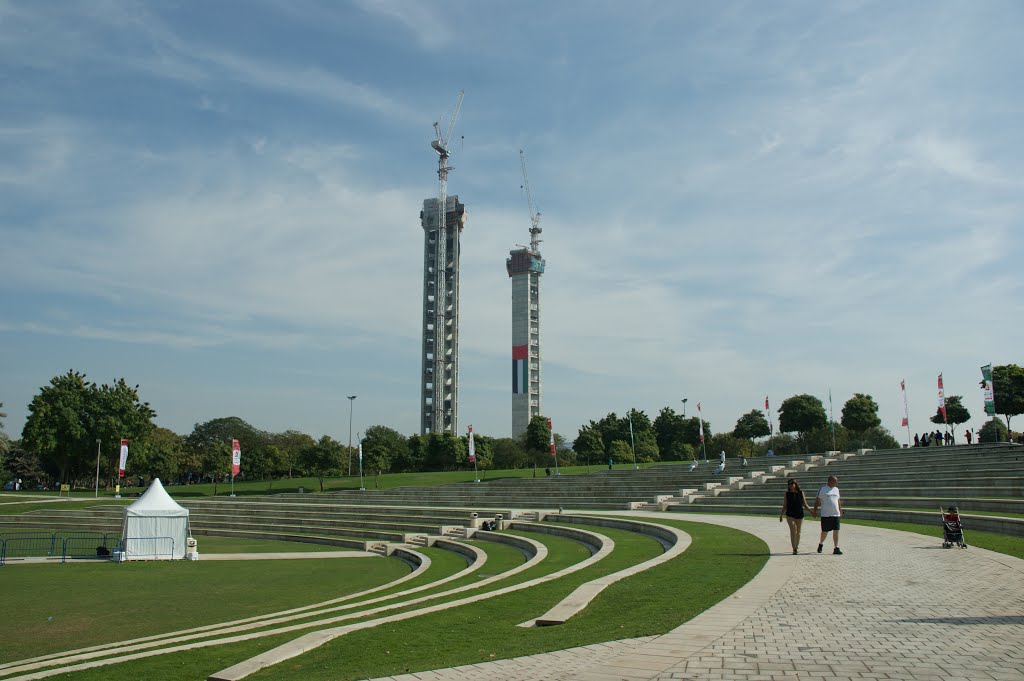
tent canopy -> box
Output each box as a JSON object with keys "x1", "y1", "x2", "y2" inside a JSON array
[
  {"x1": 125, "y1": 478, "x2": 189, "y2": 517},
  {"x1": 122, "y1": 478, "x2": 189, "y2": 560}
]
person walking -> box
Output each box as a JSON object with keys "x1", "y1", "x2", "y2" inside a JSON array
[
  {"x1": 813, "y1": 475, "x2": 843, "y2": 555},
  {"x1": 779, "y1": 478, "x2": 815, "y2": 554}
]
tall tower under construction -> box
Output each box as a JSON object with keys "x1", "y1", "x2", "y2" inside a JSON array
[
  {"x1": 420, "y1": 196, "x2": 467, "y2": 435},
  {"x1": 420, "y1": 92, "x2": 465, "y2": 436},
  {"x1": 508, "y1": 150, "x2": 545, "y2": 438}
]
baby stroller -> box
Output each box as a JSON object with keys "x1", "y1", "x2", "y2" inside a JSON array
[{"x1": 941, "y1": 506, "x2": 967, "y2": 548}]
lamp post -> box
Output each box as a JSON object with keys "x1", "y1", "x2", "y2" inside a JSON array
[
  {"x1": 681, "y1": 398, "x2": 688, "y2": 417},
  {"x1": 95, "y1": 439, "x2": 101, "y2": 498},
  {"x1": 347, "y1": 395, "x2": 357, "y2": 477}
]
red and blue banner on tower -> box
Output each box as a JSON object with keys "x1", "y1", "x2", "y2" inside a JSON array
[{"x1": 512, "y1": 345, "x2": 528, "y2": 394}]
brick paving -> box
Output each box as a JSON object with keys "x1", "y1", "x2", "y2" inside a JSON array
[{"x1": 372, "y1": 513, "x2": 1024, "y2": 681}]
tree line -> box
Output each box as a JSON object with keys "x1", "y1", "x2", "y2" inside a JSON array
[{"x1": 3, "y1": 366, "x2": 1023, "y2": 488}]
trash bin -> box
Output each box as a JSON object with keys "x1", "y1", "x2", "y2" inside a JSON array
[{"x1": 185, "y1": 537, "x2": 198, "y2": 560}]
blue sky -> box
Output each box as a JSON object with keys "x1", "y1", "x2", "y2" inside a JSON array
[{"x1": 2, "y1": 1, "x2": 1022, "y2": 446}]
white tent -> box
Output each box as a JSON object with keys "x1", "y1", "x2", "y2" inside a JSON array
[{"x1": 121, "y1": 478, "x2": 190, "y2": 560}]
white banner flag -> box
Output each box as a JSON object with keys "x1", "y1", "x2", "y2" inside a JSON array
[{"x1": 118, "y1": 439, "x2": 129, "y2": 478}]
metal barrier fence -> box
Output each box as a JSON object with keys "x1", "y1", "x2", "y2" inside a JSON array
[
  {"x1": 0, "y1": 532, "x2": 119, "y2": 565},
  {"x1": 61, "y1": 533, "x2": 120, "y2": 561},
  {"x1": 0, "y1": 532, "x2": 59, "y2": 564},
  {"x1": 121, "y1": 536, "x2": 175, "y2": 561}
]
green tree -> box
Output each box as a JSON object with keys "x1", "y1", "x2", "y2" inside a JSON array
[
  {"x1": 607, "y1": 439, "x2": 632, "y2": 464},
  {"x1": 0, "y1": 402, "x2": 8, "y2": 457},
  {"x1": 859, "y1": 425, "x2": 900, "y2": 450},
  {"x1": 572, "y1": 425, "x2": 605, "y2": 466},
  {"x1": 186, "y1": 417, "x2": 266, "y2": 481},
  {"x1": 491, "y1": 437, "x2": 527, "y2": 469},
  {"x1": 22, "y1": 371, "x2": 156, "y2": 483},
  {"x1": 931, "y1": 395, "x2": 971, "y2": 436},
  {"x1": 978, "y1": 417, "x2": 1008, "y2": 443},
  {"x1": 299, "y1": 435, "x2": 344, "y2": 492},
  {"x1": 841, "y1": 393, "x2": 881, "y2": 433},
  {"x1": 397, "y1": 434, "x2": 427, "y2": 473},
  {"x1": 199, "y1": 440, "x2": 232, "y2": 494},
  {"x1": 990, "y1": 364, "x2": 1024, "y2": 433},
  {"x1": 709, "y1": 433, "x2": 747, "y2": 460},
  {"x1": 422, "y1": 433, "x2": 467, "y2": 471},
  {"x1": 523, "y1": 415, "x2": 553, "y2": 463},
  {"x1": 361, "y1": 425, "x2": 409, "y2": 474},
  {"x1": 584, "y1": 410, "x2": 658, "y2": 464},
  {"x1": 778, "y1": 394, "x2": 827, "y2": 453},
  {"x1": 683, "y1": 415, "x2": 711, "y2": 449},
  {"x1": 653, "y1": 407, "x2": 689, "y2": 460},
  {"x1": 733, "y1": 410, "x2": 770, "y2": 455},
  {"x1": 266, "y1": 430, "x2": 315, "y2": 478},
  {"x1": 3, "y1": 442, "x2": 45, "y2": 486},
  {"x1": 465, "y1": 432, "x2": 495, "y2": 471},
  {"x1": 141, "y1": 427, "x2": 186, "y2": 482}
]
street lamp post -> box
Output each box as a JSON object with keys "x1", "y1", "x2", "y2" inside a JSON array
[
  {"x1": 95, "y1": 439, "x2": 101, "y2": 498},
  {"x1": 681, "y1": 398, "x2": 688, "y2": 417},
  {"x1": 347, "y1": 395, "x2": 357, "y2": 477}
]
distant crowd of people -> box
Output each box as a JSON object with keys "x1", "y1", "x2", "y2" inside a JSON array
[
  {"x1": 912, "y1": 428, "x2": 1024, "y2": 447},
  {"x1": 912, "y1": 429, "x2": 961, "y2": 447}
]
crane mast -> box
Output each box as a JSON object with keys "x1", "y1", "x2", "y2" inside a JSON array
[
  {"x1": 519, "y1": 149, "x2": 542, "y2": 253},
  {"x1": 430, "y1": 91, "x2": 464, "y2": 434}
]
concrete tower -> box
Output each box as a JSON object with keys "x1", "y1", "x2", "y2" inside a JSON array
[
  {"x1": 509, "y1": 150, "x2": 545, "y2": 438},
  {"x1": 507, "y1": 247, "x2": 544, "y2": 437},
  {"x1": 420, "y1": 196, "x2": 467, "y2": 435}
]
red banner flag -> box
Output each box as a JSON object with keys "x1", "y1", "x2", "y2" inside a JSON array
[
  {"x1": 468, "y1": 425, "x2": 475, "y2": 463},
  {"x1": 118, "y1": 439, "x2": 129, "y2": 478},
  {"x1": 231, "y1": 438, "x2": 241, "y2": 478}
]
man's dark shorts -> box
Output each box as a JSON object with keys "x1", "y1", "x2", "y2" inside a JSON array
[{"x1": 821, "y1": 516, "x2": 840, "y2": 532}]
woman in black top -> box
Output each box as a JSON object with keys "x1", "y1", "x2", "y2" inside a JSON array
[{"x1": 779, "y1": 478, "x2": 815, "y2": 554}]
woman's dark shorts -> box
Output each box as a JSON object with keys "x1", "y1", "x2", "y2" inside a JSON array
[{"x1": 820, "y1": 516, "x2": 840, "y2": 532}]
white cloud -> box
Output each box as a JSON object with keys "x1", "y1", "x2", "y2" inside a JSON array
[{"x1": 352, "y1": 0, "x2": 455, "y2": 50}]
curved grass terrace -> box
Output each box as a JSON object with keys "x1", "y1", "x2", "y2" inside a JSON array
[{"x1": 0, "y1": 517, "x2": 766, "y2": 681}]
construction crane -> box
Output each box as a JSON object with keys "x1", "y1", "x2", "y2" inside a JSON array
[
  {"x1": 429, "y1": 90, "x2": 464, "y2": 434},
  {"x1": 519, "y1": 149, "x2": 542, "y2": 253}
]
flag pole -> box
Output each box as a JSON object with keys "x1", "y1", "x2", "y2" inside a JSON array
[
  {"x1": 828, "y1": 389, "x2": 836, "y2": 452},
  {"x1": 469, "y1": 425, "x2": 480, "y2": 482},
  {"x1": 902, "y1": 380, "x2": 911, "y2": 448},
  {"x1": 358, "y1": 434, "x2": 365, "y2": 491},
  {"x1": 697, "y1": 402, "x2": 707, "y2": 462}
]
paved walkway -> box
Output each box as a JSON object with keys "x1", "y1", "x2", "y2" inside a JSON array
[{"x1": 373, "y1": 513, "x2": 1024, "y2": 681}]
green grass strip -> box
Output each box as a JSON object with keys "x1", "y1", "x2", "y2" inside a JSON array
[
  {"x1": 0, "y1": 553, "x2": 415, "y2": 663},
  {"x1": 843, "y1": 519, "x2": 1024, "y2": 559},
  {"x1": 52, "y1": 519, "x2": 765, "y2": 681}
]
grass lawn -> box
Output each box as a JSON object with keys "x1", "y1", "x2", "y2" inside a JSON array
[
  {"x1": 17, "y1": 462, "x2": 686, "y2": 501},
  {"x1": 844, "y1": 519, "x2": 1024, "y2": 559},
  {"x1": 50, "y1": 519, "x2": 767, "y2": 681},
  {"x1": 0, "y1": 551, "x2": 413, "y2": 663}
]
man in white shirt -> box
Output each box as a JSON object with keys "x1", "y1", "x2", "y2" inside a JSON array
[{"x1": 813, "y1": 475, "x2": 842, "y2": 555}]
